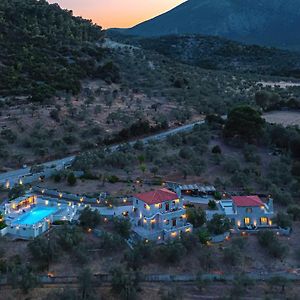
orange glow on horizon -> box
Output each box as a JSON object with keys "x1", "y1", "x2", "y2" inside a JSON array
[{"x1": 49, "y1": 0, "x2": 186, "y2": 29}]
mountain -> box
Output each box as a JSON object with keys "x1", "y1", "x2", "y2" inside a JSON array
[{"x1": 121, "y1": 0, "x2": 300, "y2": 50}]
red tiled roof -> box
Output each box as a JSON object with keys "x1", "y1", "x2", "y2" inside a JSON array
[
  {"x1": 134, "y1": 188, "x2": 178, "y2": 205},
  {"x1": 232, "y1": 196, "x2": 264, "y2": 207}
]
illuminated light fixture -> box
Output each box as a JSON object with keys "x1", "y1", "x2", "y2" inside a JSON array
[
  {"x1": 237, "y1": 220, "x2": 241, "y2": 227},
  {"x1": 42, "y1": 189, "x2": 45, "y2": 194},
  {"x1": 171, "y1": 232, "x2": 177, "y2": 237},
  {"x1": 139, "y1": 213, "x2": 142, "y2": 219},
  {"x1": 146, "y1": 205, "x2": 150, "y2": 210},
  {"x1": 123, "y1": 198, "x2": 127, "y2": 203},
  {"x1": 155, "y1": 204, "x2": 160, "y2": 208},
  {"x1": 68, "y1": 202, "x2": 72, "y2": 206},
  {"x1": 181, "y1": 214, "x2": 187, "y2": 219},
  {"x1": 158, "y1": 236, "x2": 161, "y2": 240},
  {"x1": 150, "y1": 219, "x2": 155, "y2": 224},
  {"x1": 143, "y1": 218, "x2": 147, "y2": 224},
  {"x1": 260, "y1": 206, "x2": 265, "y2": 210},
  {"x1": 109, "y1": 204, "x2": 113, "y2": 208},
  {"x1": 104, "y1": 217, "x2": 108, "y2": 222},
  {"x1": 78, "y1": 203, "x2": 81, "y2": 207},
  {"x1": 88, "y1": 228, "x2": 92, "y2": 233},
  {"x1": 80, "y1": 197, "x2": 84, "y2": 202},
  {"x1": 253, "y1": 220, "x2": 257, "y2": 226},
  {"x1": 269, "y1": 219, "x2": 272, "y2": 226},
  {"x1": 19, "y1": 179, "x2": 23, "y2": 185},
  {"x1": 97, "y1": 199, "x2": 100, "y2": 204},
  {"x1": 5, "y1": 181, "x2": 10, "y2": 189},
  {"x1": 57, "y1": 203, "x2": 61, "y2": 207},
  {"x1": 12, "y1": 204, "x2": 16, "y2": 209},
  {"x1": 45, "y1": 200, "x2": 49, "y2": 206},
  {"x1": 145, "y1": 239, "x2": 149, "y2": 243},
  {"x1": 175, "y1": 199, "x2": 180, "y2": 203},
  {"x1": 59, "y1": 193, "x2": 62, "y2": 198},
  {"x1": 185, "y1": 228, "x2": 191, "y2": 233}
]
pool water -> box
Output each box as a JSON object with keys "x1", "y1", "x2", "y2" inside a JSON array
[{"x1": 13, "y1": 206, "x2": 57, "y2": 225}]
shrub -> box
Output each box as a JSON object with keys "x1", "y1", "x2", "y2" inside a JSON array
[{"x1": 158, "y1": 241, "x2": 186, "y2": 264}]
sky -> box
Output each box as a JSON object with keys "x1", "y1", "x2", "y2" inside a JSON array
[{"x1": 48, "y1": 0, "x2": 186, "y2": 29}]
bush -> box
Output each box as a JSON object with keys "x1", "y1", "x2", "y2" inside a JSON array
[{"x1": 158, "y1": 241, "x2": 186, "y2": 264}]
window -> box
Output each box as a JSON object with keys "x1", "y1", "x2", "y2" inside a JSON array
[
  {"x1": 172, "y1": 219, "x2": 177, "y2": 227},
  {"x1": 246, "y1": 208, "x2": 252, "y2": 213},
  {"x1": 260, "y1": 217, "x2": 268, "y2": 224},
  {"x1": 165, "y1": 202, "x2": 169, "y2": 211},
  {"x1": 244, "y1": 217, "x2": 250, "y2": 225},
  {"x1": 136, "y1": 200, "x2": 138, "y2": 205}
]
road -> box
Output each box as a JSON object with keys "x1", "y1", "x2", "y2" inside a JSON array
[{"x1": 0, "y1": 119, "x2": 205, "y2": 188}]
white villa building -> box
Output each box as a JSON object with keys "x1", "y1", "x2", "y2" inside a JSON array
[
  {"x1": 131, "y1": 188, "x2": 193, "y2": 242},
  {"x1": 217, "y1": 195, "x2": 275, "y2": 230}
]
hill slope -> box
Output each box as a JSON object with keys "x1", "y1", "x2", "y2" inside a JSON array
[
  {"x1": 122, "y1": 0, "x2": 300, "y2": 50},
  {"x1": 0, "y1": 0, "x2": 112, "y2": 101}
]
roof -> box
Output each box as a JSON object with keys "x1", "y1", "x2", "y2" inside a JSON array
[
  {"x1": 134, "y1": 188, "x2": 178, "y2": 205},
  {"x1": 232, "y1": 196, "x2": 264, "y2": 207}
]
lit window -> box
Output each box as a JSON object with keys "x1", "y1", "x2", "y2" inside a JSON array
[
  {"x1": 244, "y1": 218, "x2": 250, "y2": 225},
  {"x1": 260, "y1": 217, "x2": 268, "y2": 224}
]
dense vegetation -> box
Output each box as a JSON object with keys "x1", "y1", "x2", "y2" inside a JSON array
[
  {"x1": 109, "y1": 33, "x2": 300, "y2": 77},
  {"x1": 0, "y1": 0, "x2": 114, "y2": 100}
]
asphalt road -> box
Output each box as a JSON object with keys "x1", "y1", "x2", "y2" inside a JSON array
[{"x1": 0, "y1": 119, "x2": 205, "y2": 187}]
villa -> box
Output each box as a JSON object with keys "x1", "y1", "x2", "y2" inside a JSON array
[
  {"x1": 2, "y1": 192, "x2": 77, "y2": 239},
  {"x1": 213, "y1": 195, "x2": 274, "y2": 230},
  {"x1": 131, "y1": 188, "x2": 193, "y2": 242}
]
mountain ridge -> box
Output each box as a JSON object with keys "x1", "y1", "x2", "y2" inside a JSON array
[{"x1": 118, "y1": 0, "x2": 300, "y2": 50}]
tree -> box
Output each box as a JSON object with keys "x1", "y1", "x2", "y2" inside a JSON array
[
  {"x1": 67, "y1": 172, "x2": 77, "y2": 186},
  {"x1": 208, "y1": 200, "x2": 217, "y2": 210},
  {"x1": 198, "y1": 229, "x2": 211, "y2": 245},
  {"x1": 110, "y1": 267, "x2": 138, "y2": 300},
  {"x1": 223, "y1": 105, "x2": 265, "y2": 143},
  {"x1": 211, "y1": 145, "x2": 222, "y2": 154},
  {"x1": 113, "y1": 218, "x2": 131, "y2": 239},
  {"x1": 206, "y1": 214, "x2": 231, "y2": 235},
  {"x1": 287, "y1": 205, "x2": 300, "y2": 221},
  {"x1": 78, "y1": 268, "x2": 95, "y2": 300},
  {"x1": 273, "y1": 213, "x2": 292, "y2": 229},
  {"x1": 79, "y1": 207, "x2": 101, "y2": 229},
  {"x1": 186, "y1": 207, "x2": 206, "y2": 228},
  {"x1": 8, "y1": 184, "x2": 26, "y2": 199}
]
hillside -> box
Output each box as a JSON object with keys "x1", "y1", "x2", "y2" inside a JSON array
[
  {"x1": 108, "y1": 33, "x2": 300, "y2": 77},
  {"x1": 120, "y1": 0, "x2": 300, "y2": 50},
  {"x1": 0, "y1": 0, "x2": 113, "y2": 100}
]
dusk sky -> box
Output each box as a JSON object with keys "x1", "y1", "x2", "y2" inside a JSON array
[{"x1": 49, "y1": 0, "x2": 186, "y2": 29}]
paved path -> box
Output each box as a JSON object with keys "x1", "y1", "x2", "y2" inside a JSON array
[{"x1": 0, "y1": 120, "x2": 205, "y2": 187}]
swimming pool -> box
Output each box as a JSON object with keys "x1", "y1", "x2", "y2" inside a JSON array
[{"x1": 13, "y1": 206, "x2": 57, "y2": 225}]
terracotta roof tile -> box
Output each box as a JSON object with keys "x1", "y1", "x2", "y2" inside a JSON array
[{"x1": 134, "y1": 188, "x2": 178, "y2": 205}]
